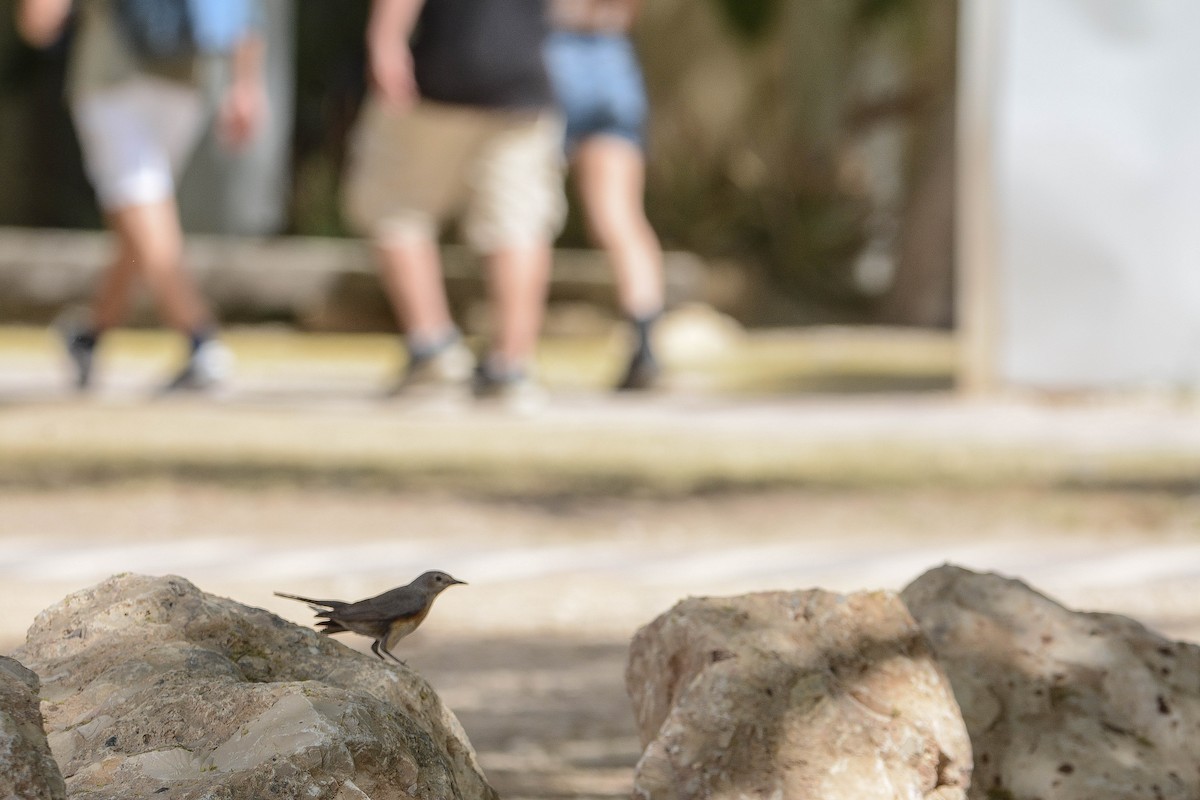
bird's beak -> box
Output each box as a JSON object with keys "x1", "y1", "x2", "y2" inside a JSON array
[{"x1": 453, "y1": 578, "x2": 467, "y2": 586}]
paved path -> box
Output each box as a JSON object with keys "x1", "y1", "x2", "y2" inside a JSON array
[{"x1": 2, "y1": 324, "x2": 1198, "y2": 455}]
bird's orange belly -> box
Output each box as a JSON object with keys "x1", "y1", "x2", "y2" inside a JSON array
[{"x1": 383, "y1": 607, "x2": 431, "y2": 650}]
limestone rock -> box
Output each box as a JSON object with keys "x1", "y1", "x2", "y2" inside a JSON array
[
  {"x1": 626, "y1": 590, "x2": 971, "y2": 800},
  {"x1": 903, "y1": 565, "x2": 1200, "y2": 800},
  {"x1": 0, "y1": 656, "x2": 66, "y2": 800},
  {"x1": 13, "y1": 574, "x2": 497, "y2": 800}
]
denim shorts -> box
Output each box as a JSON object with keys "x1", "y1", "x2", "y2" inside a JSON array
[{"x1": 544, "y1": 31, "x2": 649, "y2": 154}]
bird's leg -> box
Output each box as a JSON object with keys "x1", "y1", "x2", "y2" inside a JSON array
[
  {"x1": 383, "y1": 647, "x2": 408, "y2": 667},
  {"x1": 371, "y1": 640, "x2": 386, "y2": 661}
]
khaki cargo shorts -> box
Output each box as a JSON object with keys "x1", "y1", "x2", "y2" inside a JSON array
[{"x1": 343, "y1": 98, "x2": 566, "y2": 253}]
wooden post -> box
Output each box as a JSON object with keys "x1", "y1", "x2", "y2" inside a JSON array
[{"x1": 955, "y1": 0, "x2": 1007, "y2": 394}]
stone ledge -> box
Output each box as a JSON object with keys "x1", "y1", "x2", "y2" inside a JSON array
[{"x1": 0, "y1": 227, "x2": 706, "y2": 332}]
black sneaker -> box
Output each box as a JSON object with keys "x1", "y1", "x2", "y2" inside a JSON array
[
  {"x1": 55, "y1": 315, "x2": 97, "y2": 391},
  {"x1": 616, "y1": 348, "x2": 661, "y2": 392}
]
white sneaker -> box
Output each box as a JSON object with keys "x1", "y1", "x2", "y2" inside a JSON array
[
  {"x1": 161, "y1": 340, "x2": 234, "y2": 394},
  {"x1": 472, "y1": 364, "x2": 547, "y2": 415},
  {"x1": 389, "y1": 341, "x2": 475, "y2": 396}
]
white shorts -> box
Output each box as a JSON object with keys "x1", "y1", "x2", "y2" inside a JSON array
[
  {"x1": 70, "y1": 75, "x2": 208, "y2": 211},
  {"x1": 343, "y1": 99, "x2": 566, "y2": 253}
]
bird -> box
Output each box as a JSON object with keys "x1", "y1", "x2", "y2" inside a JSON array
[{"x1": 275, "y1": 571, "x2": 466, "y2": 663}]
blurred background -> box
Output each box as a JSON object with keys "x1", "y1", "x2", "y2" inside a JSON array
[
  {"x1": 0, "y1": 0, "x2": 958, "y2": 330},
  {"x1": 6, "y1": 1, "x2": 1197, "y2": 390}
]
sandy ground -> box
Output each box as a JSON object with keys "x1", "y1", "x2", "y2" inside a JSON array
[
  {"x1": 3, "y1": 326, "x2": 1200, "y2": 799},
  {"x1": 4, "y1": 484, "x2": 1200, "y2": 800}
]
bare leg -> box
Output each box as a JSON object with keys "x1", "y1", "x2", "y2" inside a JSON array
[
  {"x1": 573, "y1": 135, "x2": 663, "y2": 318},
  {"x1": 375, "y1": 236, "x2": 456, "y2": 342},
  {"x1": 60, "y1": 199, "x2": 218, "y2": 390},
  {"x1": 573, "y1": 136, "x2": 665, "y2": 389},
  {"x1": 373, "y1": 236, "x2": 477, "y2": 393},
  {"x1": 103, "y1": 199, "x2": 212, "y2": 333},
  {"x1": 89, "y1": 242, "x2": 138, "y2": 332},
  {"x1": 483, "y1": 242, "x2": 552, "y2": 370}
]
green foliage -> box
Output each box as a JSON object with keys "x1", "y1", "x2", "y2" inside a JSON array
[
  {"x1": 709, "y1": 0, "x2": 781, "y2": 41},
  {"x1": 641, "y1": 0, "x2": 958, "y2": 323},
  {"x1": 287, "y1": 0, "x2": 371, "y2": 236},
  {"x1": 709, "y1": 0, "x2": 914, "y2": 41},
  {"x1": 855, "y1": 0, "x2": 913, "y2": 24}
]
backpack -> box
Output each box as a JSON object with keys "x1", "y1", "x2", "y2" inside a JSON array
[{"x1": 113, "y1": 0, "x2": 253, "y2": 62}]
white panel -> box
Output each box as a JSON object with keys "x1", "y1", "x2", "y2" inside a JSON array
[{"x1": 992, "y1": 0, "x2": 1200, "y2": 388}]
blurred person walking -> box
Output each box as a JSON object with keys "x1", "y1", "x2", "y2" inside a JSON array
[
  {"x1": 16, "y1": 0, "x2": 267, "y2": 393},
  {"x1": 546, "y1": 0, "x2": 664, "y2": 391},
  {"x1": 343, "y1": 0, "x2": 565, "y2": 411}
]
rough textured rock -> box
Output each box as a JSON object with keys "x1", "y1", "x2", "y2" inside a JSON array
[
  {"x1": 626, "y1": 590, "x2": 971, "y2": 800},
  {"x1": 0, "y1": 656, "x2": 66, "y2": 800},
  {"x1": 12, "y1": 574, "x2": 497, "y2": 800},
  {"x1": 903, "y1": 565, "x2": 1200, "y2": 800}
]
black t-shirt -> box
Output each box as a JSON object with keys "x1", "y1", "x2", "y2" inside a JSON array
[{"x1": 411, "y1": 0, "x2": 554, "y2": 109}]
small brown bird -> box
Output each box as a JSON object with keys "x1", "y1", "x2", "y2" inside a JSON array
[{"x1": 275, "y1": 571, "x2": 465, "y2": 663}]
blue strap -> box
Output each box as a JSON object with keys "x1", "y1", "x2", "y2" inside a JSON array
[{"x1": 185, "y1": 0, "x2": 253, "y2": 54}]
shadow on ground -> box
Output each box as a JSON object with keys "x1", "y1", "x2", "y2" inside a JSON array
[{"x1": 407, "y1": 635, "x2": 639, "y2": 800}]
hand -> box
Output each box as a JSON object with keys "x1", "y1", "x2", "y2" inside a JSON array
[
  {"x1": 370, "y1": 43, "x2": 418, "y2": 112},
  {"x1": 217, "y1": 78, "x2": 267, "y2": 151},
  {"x1": 16, "y1": 0, "x2": 71, "y2": 47}
]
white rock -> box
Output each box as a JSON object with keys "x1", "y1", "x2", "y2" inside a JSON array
[
  {"x1": 626, "y1": 589, "x2": 971, "y2": 800},
  {"x1": 0, "y1": 655, "x2": 66, "y2": 800},
  {"x1": 903, "y1": 565, "x2": 1200, "y2": 800},
  {"x1": 14, "y1": 574, "x2": 496, "y2": 800}
]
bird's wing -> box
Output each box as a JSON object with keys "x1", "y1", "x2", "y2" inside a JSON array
[{"x1": 332, "y1": 586, "x2": 426, "y2": 621}]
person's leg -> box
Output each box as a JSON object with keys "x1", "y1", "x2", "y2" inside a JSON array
[
  {"x1": 87, "y1": 236, "x2": 138, "y2": 333},
  {"x1": 61, "y1": 198, "x2": 226, "y2": 392},
  {"x1": 344, "y1": 99, "x2": 476, "y2": 389},
  {"x1": 109, "y1": 199, "x2": 232, "y2": 392},
  {"x1": 375, "y1": 232, "x2": 464, "y2": 353},
  {"x1": 61, "y1": 198, "x2": 215, "y2": 390},
  {"x1": 573, "y1": 134, "x2": 665, "y2": 389},
  {"x1": 463, "y1": 111, "x2": 566, "y2": 396},
  {"x1": 573, "y1": 134, "x2": 664, "y2": 319},
  {"x1": 373, "y1": 234, "x2": 473, "y2": 392},
  {"x1": 483, "y1": 241, "x2": 553, "y2": 372},
  {"x1": 103, "y1": 198, "x2": 211, "y2": 335},
  {"x1": 375, "y1": 236, "x2": 451, "y2": 339},
  {"x1": 67, "y1": 76, "x2": 223, "y2": 390},
  {"x1": 57, "y1": 233, "x2": 138, "y2": 390}
]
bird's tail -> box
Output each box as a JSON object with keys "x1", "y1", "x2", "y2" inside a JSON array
[{"x1": 274, "y1": 591, "x2": 349, "y2": 612}]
